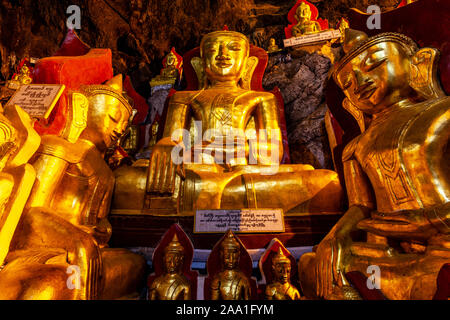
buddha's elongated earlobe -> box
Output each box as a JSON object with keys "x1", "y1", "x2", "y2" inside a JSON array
[
  {"x1": 240, "y1": 56, "x2": 258, "y2": 90},
  {"x1": 409, "y1": 47, "x2": 445, "y2": 99},
  {"x1": 191, "y1": 57, "x2": 207, "y2": 89}
]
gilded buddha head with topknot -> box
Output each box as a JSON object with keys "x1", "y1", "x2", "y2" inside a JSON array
[
  {"x1": 200, "y1": 31, "x2": 250, "y2": 83},
  {"x1": 79, "y1": 74, "x2": 133, "y2": 152},
  {"x1": 220, "y1": 230, "x2": 241, "y2": 270},
  {"x1": 272, "y1": 248, "x2": 291, "y2": 284},
  {"x1": 163, "y1": 234, "x2": 185, "y2": 274},
  {"x1": 333, "y1": 29, "x2": 443, "y2": 115}
]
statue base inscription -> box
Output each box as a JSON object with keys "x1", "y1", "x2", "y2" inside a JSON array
[
  {"x1": 283, "y1": 30, "x2": 341, "y2": 48},
  {"x1": 194, "y1": 209, "x2": 285, "y2": 233}
]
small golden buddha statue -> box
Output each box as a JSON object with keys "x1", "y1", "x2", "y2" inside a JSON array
[
  {"x1": 265, "y1": 248, "x2": 301, "y2": 300},
  {"x1": 0, "y1": 75, "x2": 146, "y2": 299},
  {"x1": 299, "y1": 29, "x2": 450, "y2": 300},
  {"x1": 292, "y1": 2, "x2": 321, "y2": 37},
  {"x1": 150, "y1": 48, "x2": 181, "y2": 87},
  {"x1": 149, "y1": 234, "x2": 192, "y2": 300},
  {"x1": 211, "y1": 230, "x2": 251, "y2": 300},
  {"x1": 113, "y1": 30, "x2": 343, "y2": 215},
  {"x1": 7, "y1": 65, "x2": 33, "y2": 89},
  {"x1": 267, "y1": 38, "x2": 281, "y2": 53}
]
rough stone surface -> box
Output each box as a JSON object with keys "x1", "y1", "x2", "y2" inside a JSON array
[
  {"x1": 148, "y1": 87, "x2": 170, "y2": 124},
  {"x1": 263, "y1": 52, "x2": 333, "y2": 169},
  {"x1": 0, "y1": 0, "x2": 400, "y2": 95}
]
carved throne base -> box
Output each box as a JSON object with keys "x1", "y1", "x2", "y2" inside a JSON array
[{"x1": 109, "y1": 211, "x2": 342, "y2": 250}]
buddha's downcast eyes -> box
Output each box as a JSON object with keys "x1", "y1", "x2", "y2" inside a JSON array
[
  {"x1": 228, "y1": 42, "x2": 242, "y2": 51},
  {"x1": 363, "y1": 48, "x2": 388, "y2": 71}
]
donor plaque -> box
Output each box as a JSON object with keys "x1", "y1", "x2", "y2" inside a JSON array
[{"x1": 194, "y1": 209, "x2": 285, "y2": 233}]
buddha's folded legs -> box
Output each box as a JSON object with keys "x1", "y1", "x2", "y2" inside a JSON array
[{"x1": 184, "y1": 166, "x2": 344, "y2": 213}]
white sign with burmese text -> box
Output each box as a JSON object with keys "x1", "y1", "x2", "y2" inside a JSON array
[
  {"x1": 194, "y1": 209, "x2": 285, "y2": 233},
  {"x1": 6, "y1": 84, "x2": 65, "y2": 119}
]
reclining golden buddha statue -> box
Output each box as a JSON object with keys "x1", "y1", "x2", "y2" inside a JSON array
[
  {"x1": 113, "y1": 30, "x2": 344, "y2": 215},
  {"x1": 299, "y1": 29, "x2": 450, "y2": 300},
  {"x1": 0, "y1": 75, "x2": 145, "y2": 300}
]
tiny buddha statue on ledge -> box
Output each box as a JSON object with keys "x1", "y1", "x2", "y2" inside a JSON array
[
  {"x1": 149, "y1": 234, "x2": 192, "y2": 300},
  {"x1": 210, "y1": 230, "x2": 251, "y2": 300},
  {"x1": 150, "y1": 47, "x2": 182, "y2": 88},
  {"x1": 265, "y1": 248, "x2": 301, "y2": 300},
  {"x1": 267, "y1": 38, "x2": 282, "y2": 54},
  {"x1": 299, "y1": 29, "x2": 450, "y2": 300}
]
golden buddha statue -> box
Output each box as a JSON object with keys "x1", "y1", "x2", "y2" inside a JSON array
[
  {"x1": 267, "y1": 38, "x2": 281, "y2": 53},
  {"x1": 150, "y1": 49, "x2": 181, "y2": 87},
  {"x1": 7, "y1": 64, "x2": 33, "y2": 89},
  {"x1": 113, "y1": 30, "x2": 343, "y2": 215},
  {"x1": 210, "y1": 230, "x2": 251, "y2": 300},
  {"x1": 292, "y1": 2, "x2": 321, "y2": 37},
  {"x1": 265, "y1": 248, "x2": 301, "y2": 300},
  {"x1": 299, "y1": 29, "x2": 450, "y2": 300},
  {"x1": 149, "y1": 234, "x2": 192, "y2": 300},
  {"x1": 0, "y1": 75, "x2": 146, "y2": 300},
  {"x1": 0, "y1": 103, "x2": 40, "y2": 269}
]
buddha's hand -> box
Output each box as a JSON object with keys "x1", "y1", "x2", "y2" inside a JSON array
[
  {"x1": 147, "y1": 137, "x2": 184, "y2": 194},
  {"x1": 314, "y1": 228, "x2": 351, "y2": 299},
  {"x1": 360, "y1": 208, "x2": 442, "y2": 239},
  {"x1": 314, "y1": 205, "x2": 370, "y2": 299},
  {"x1": 67, "y1": 231, "x2": 102, "y2": 299}
]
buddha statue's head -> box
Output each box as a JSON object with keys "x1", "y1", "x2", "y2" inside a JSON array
[
  {"x1": 220, "y1": 230, "x2": 241, "y2": 270},
  {"x1": 269, "y1": 38, "x2": 276, "y2": 47},
  {"x1": 79, "y1": 74, "x2": 133, "y2": 152},
  {"x1": 163, "y1": 234, "x2": 185, "y2": 275},
  {"x1": 165, "y1": 50, "x2": 179, "y2": 68},
  {"x1": 272, "y1": 248, "x2": 291, "y2": 284},
  {"x1": 200, "y1": 31, "x2": 249, "y2": 84},
  {"x1": 333, "y1": 29, "x2": 443, "y2": 115},
  {"x1": 296, "y1": 2, "x2": 312, "y2": 21}
]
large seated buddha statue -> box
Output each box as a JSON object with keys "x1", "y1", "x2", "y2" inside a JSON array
[
  {"x1": 113, "y1": 30, "x2": 343, "y2": 215},
  {"x1": 0, "y1": 75, "x2": 146, "y2": 299},
  {"x1": 299, "y1": 29, "x2": 450, "y2": 300}
]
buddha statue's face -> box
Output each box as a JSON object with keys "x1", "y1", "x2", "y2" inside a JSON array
[
  {"x1": 221, "y1": 247, "x2": 240, "y2": 270},
  {"x1": 82, "y1": 92, "x2": 131, "y2": 152},
  {"x1": 297, "y1": 3, "x2": 311, "y2": 20},
  {"x1": 269, "y1": 38, "x2": 276, "y2": 46},
  {"x1": 164, "y1": 251, "x2": 183, "y2": 274},
  {"x1": 336, "y1": 42, "x2": 413, "y2": 114},
  {"x1": 166, "y1": 52, "x2": 177, "y2": 67},
  {"x1": 201, "y1": 32, "x2": 249, "y2": 82},
  {"x1": 273, "y1": 261, "x2": 291, "y2": 284}
]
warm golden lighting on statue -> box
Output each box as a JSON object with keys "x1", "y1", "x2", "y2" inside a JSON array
[
  {"x1": 149, "y1": 234, "x2": 192, "y2": 300},
  {"x1": 292, "y1": 2, "x2": 321, "y2": 36},
  {"x1": 113, "y1": 30, "x2": 343, "y2": 215},
  {"x1": 0, "y1": 75, "x2": 146, "y2": 300},
  {"x1": 210, "y1": 230, "x2": 251, "y2": 300},
  {"x1": 299, "y1": 29, "x2": 450, "y2": 300},
  {"x1": 265, "y1": 248, "x2": 301, "y2": 300}
]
